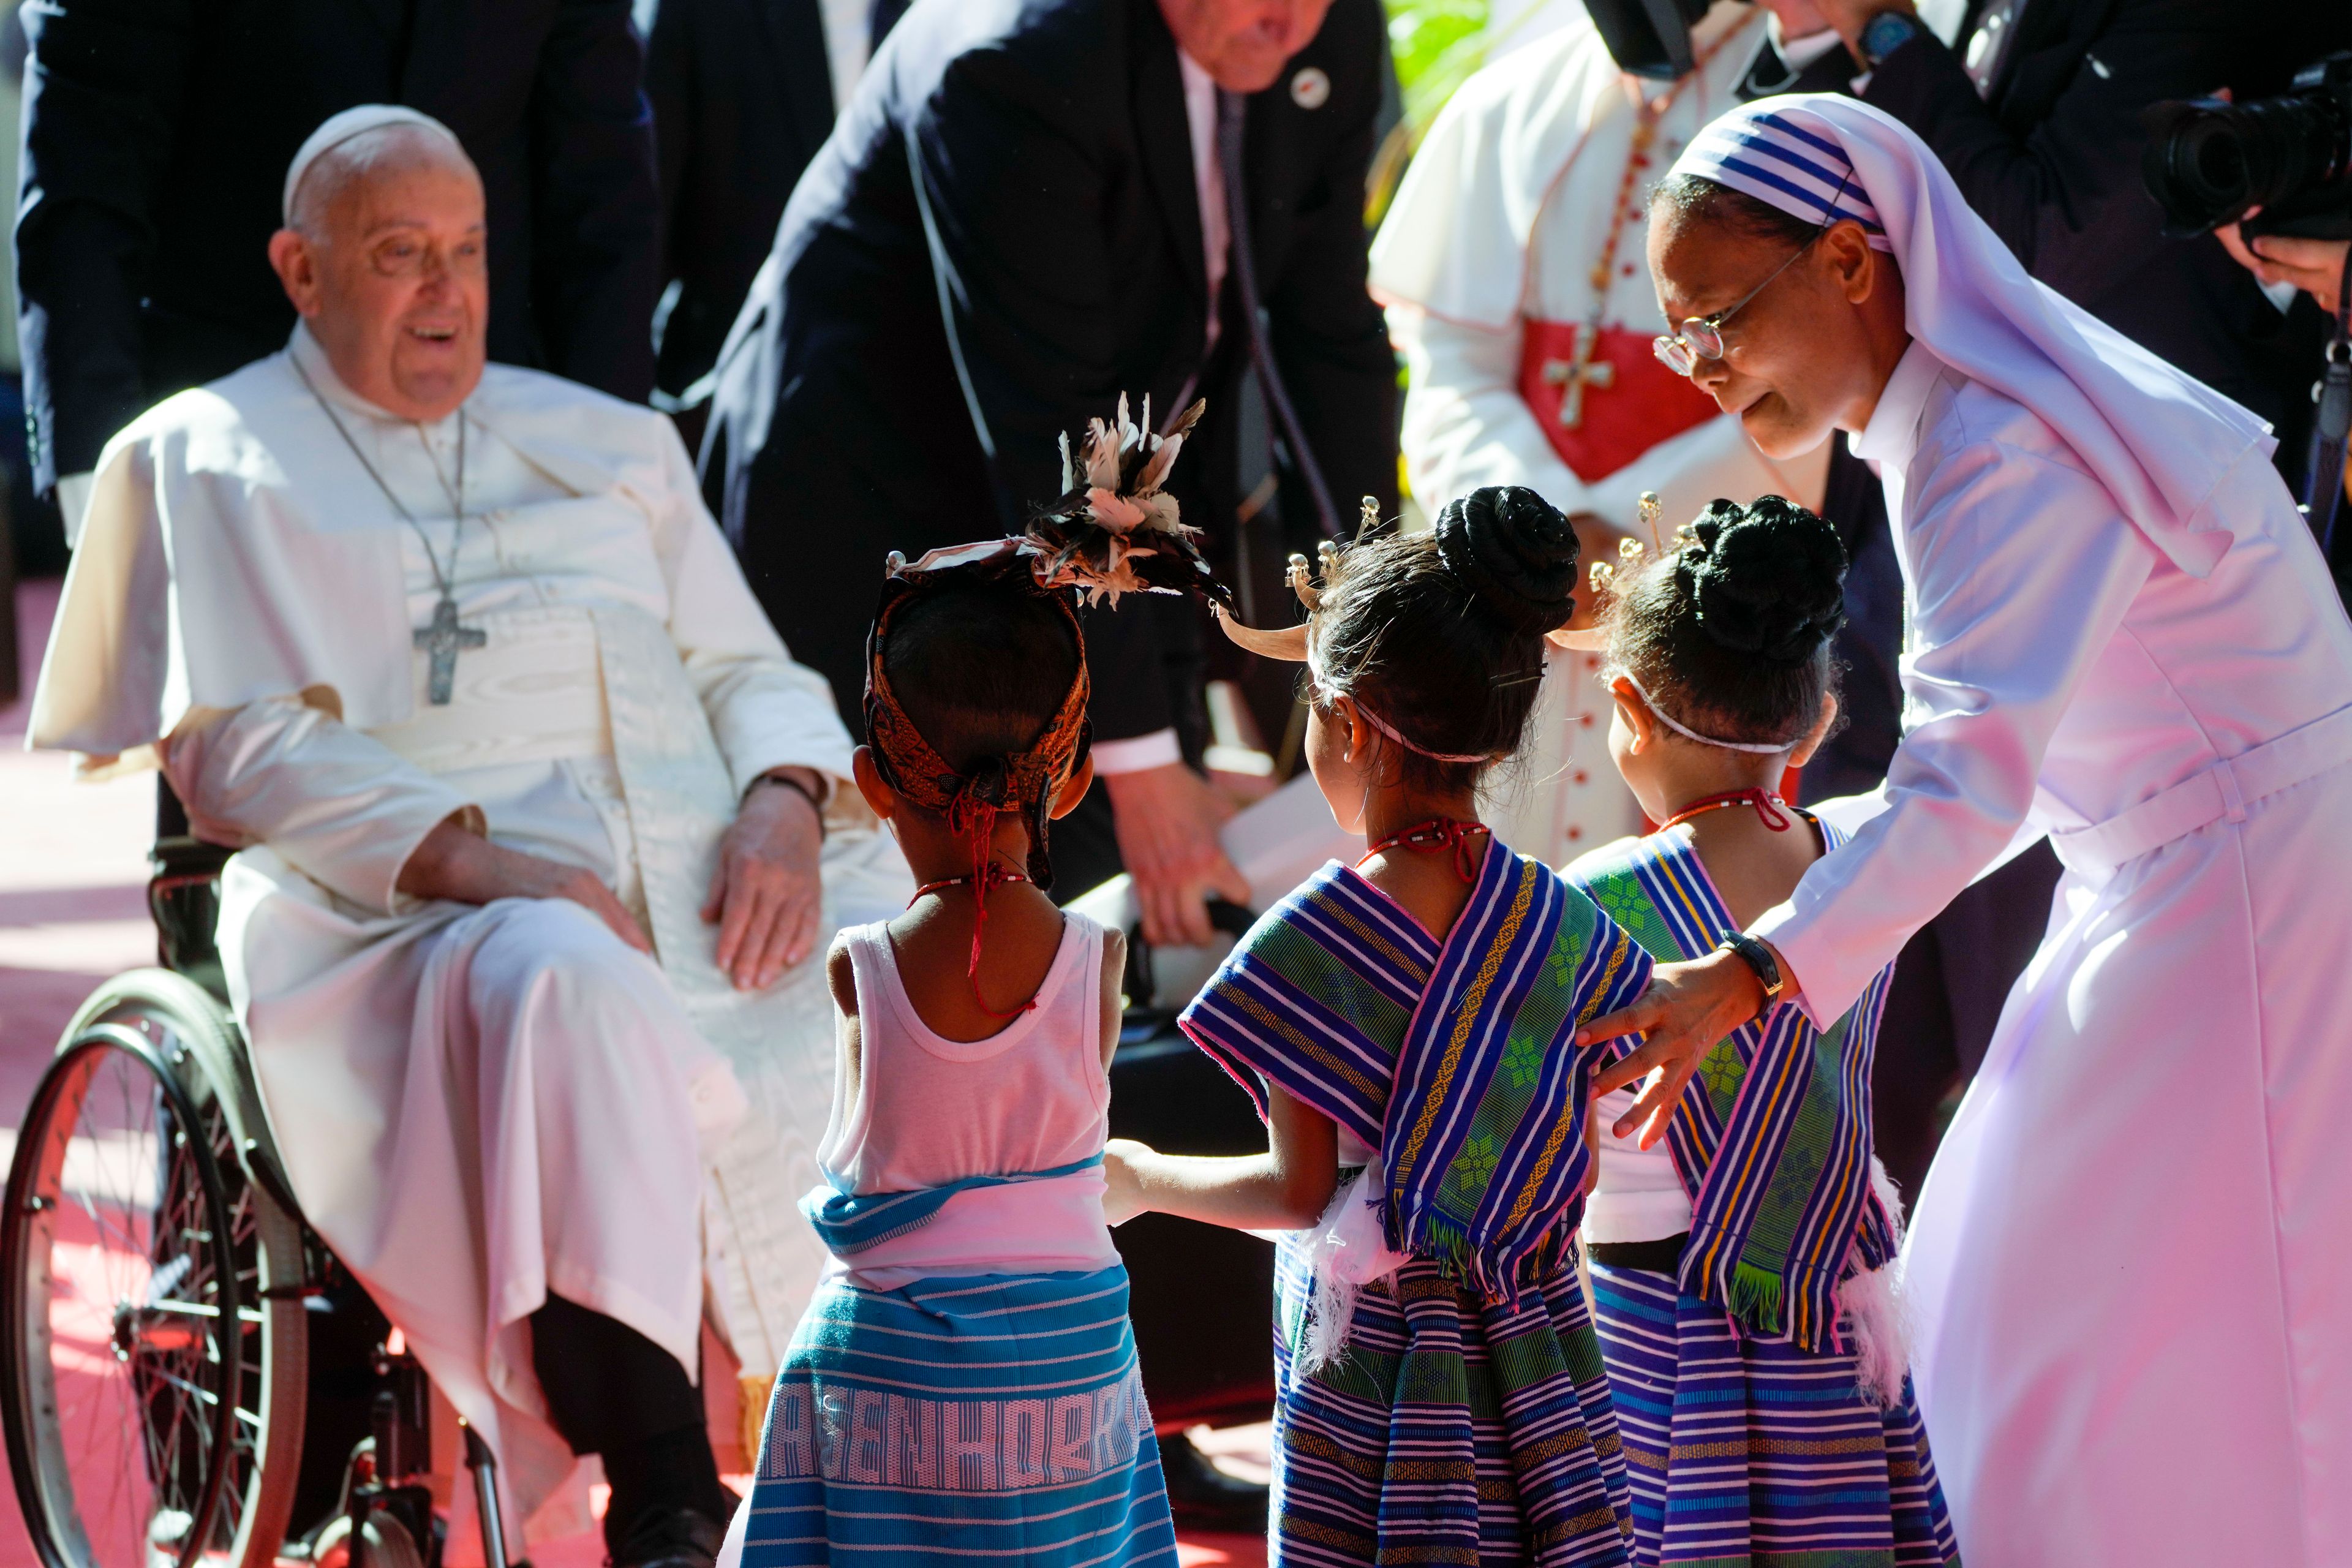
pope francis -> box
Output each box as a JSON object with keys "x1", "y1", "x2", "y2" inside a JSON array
[{"x1": 26, "y1": 108, "x2": 897, "y2": 1567}]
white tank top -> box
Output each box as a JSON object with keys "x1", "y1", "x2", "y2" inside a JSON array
[{"x1": 816, "y1": 911, "x2": 1118, "y2": 1284}]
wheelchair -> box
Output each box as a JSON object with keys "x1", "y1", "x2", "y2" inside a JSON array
[{"x1": 1, "y1": 812, "x2": 518, "y2": 1568}]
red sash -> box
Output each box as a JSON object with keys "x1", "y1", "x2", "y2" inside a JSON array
[{"x1": 1517, "y1": 319, "x2": 1722, "y2": 485}]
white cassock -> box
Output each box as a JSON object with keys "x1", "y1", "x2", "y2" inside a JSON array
[
  {"x1": 29, "y1": 327, "x2": 911, "y2": 1527},
  {"x1": 1763, "y1": 344, "x2": 2352, "y2": 1564},
  {"x1": 1369, "y1": 0, "x2": 1828, "y2": 863},
  {"x1": 1659, "y1": 94, "x2": 2352, "y2": 1564}
]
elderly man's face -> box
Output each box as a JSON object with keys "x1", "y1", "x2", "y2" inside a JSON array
[
  {"x1": 1159, "y1": 0, "x2": 1337, "y2": 92},
  {"x1": 268, "y1": 144, "x2": 488, "y2": 423}
]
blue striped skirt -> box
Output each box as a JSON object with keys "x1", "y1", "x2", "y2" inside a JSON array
[
  {"x1": 739, "y1": 1266, "x2": 1179, "y2": 1567},
  {"x1": 1589, "y1": 1264, "x2": 1961, "y2": 1567},
  {"x1": 1269, "y1": 1238, "x2": 1635, "y2": 1566}
]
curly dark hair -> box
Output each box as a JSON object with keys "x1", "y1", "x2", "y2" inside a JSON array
[{"x1": 1607, "y1": 494, "x2": 1848, "y2": 750}]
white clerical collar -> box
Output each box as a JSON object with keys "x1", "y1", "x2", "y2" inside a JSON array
[
  {"x1": 1852, "y1": 338, "x2": 1947, "y2": 469},
  {"x1": 287, "y1": 322, "x2": 467, "y2": 434}
]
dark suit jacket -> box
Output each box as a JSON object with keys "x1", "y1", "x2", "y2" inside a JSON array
[
  {"x1": 702, "y1": 0, "x2": 1399, "y2": 742},
  {"x1": 16, "y1": 0, "x2": 660, "y2": 492},
  {"x1": 1862, "y1": 0, "x2": 2352, "y2": 485},
  {"x1": 644, "y1": 0, "x2": 837, "y2": 401}
]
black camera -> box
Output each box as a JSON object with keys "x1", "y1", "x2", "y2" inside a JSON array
[
  {"x1": 1580, "y1": 0, "x2": 1713, "y2": 81},
  {"x1": 2143, "y1": 53, "x2": 2352, "y2": 240}
]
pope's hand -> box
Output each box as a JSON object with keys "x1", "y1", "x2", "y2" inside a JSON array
[
  {"x1": 1104, "y1": 761, "x2": 1251, "y2": 948},
  {"x1": 1578, "y1": 947, "x2": 1773, "y2": 1149},
  {"x1": 1101, "y1": 1137, "x2": 1156, "y2": 1228},
  {"x1": 396, "y1": 816, "x2": 654, "y2": 956},
  {"x1": 704, "y1": 770, "x2": 826, "y2": 990}
]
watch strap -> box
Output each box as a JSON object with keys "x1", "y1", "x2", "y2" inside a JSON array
[
  {"x1": 753, "y1": 771, "x2": 829, "y2": 837},
  {"x1": 1717, "y1": 932, "x2": 1785, "y2": 1008}
]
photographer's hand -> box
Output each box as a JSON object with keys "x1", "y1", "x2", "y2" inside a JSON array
[
  {"x1": 2218, "y1": 222, "x2": 2349, "y2": 312},
  {"x1": 1814, "y1": 0, "x2": 1915, "y2": 58}
]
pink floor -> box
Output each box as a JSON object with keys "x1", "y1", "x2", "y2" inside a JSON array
[{"x1": 0, "y1": 579, "x2": 1266, "y2": 1568}]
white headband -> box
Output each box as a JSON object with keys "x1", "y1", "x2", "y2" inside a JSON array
[
  {"x1": 1618, "y1": 668, "x2": 1795, "y2": 755},
  {"x1": 1306, "y1": 644, "x2": 1497, "y2": 766},
  {"x1": 282, "y1": 105, "x2": 467, "y2": 226}
]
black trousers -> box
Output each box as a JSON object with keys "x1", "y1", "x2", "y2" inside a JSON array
[{"x1": 531, "y1": 1294, "x2": 727, "y2": 1545}]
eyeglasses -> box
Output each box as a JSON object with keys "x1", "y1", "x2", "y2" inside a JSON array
[{"x1": 1652, "y1": 171, "x2": 1853, "y2": 377}]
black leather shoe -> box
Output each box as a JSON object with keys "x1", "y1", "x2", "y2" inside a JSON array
[
  {"x1": 607, "y1": 1506, "x2": 726, "y2": 1568},
  {"x1": 1157, "y1": 1431, "x2": 1269, "y2": 1533}
]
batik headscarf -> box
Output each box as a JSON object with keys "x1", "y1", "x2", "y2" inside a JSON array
[{"x1": 864, "y1": 394, "x2": 1230, "y2": 1011}]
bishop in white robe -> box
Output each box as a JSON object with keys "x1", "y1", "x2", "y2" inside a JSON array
[
  {"x1": 27, "y1": 108, "x2": 905, "y2": 1557},
  {"x1": 1370, "y1": 1, "x2": 1828, "y2": 864}
]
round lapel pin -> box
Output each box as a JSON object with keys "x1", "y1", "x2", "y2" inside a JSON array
[{"x1": 1289, "y1": 66, "x2": 1331, "y2": 110}]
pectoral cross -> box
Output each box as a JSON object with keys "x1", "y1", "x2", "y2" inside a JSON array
[
  {"x1": 414, "y1": 594, "x2": 486, "y2": 706},
  {"x1": 1542, "y1": 323, "x2": 1616, "y2": 429}
]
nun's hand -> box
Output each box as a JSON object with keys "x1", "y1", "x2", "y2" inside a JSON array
[{"x1": 1578, "y1": 949, "x2": 1772, "y2": 1149}]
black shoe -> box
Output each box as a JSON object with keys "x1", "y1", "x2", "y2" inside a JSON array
[
  {"x1": 1156, "y1": 1431, "x2": 1268, "y2": 1533},
  {"x1": 606, "y1": 1506, "x2": 726, "y2": 1568}
]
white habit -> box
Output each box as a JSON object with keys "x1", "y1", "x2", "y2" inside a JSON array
[
  {"x1": 1370, "y1": 1, "x2": 1827, "y2": 864},
  {"x1": 1677, "y1": 98, "x2": 2352, "y2": 1566},
  {"x1": 29, "y1": 328, "x2": 905, "y2": 1523}
]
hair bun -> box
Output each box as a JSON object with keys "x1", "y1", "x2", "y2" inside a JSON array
[
  {"x1": 1674, "y1": 495, "x2": 1848, "y2": 665},
  {"x1": 1434, "y1": 485, "x2": 1580, "y2": 636}
]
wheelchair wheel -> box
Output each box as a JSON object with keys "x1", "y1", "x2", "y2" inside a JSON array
[{"x1": 2, "y1": 973, "x2": 311, "y2": 1568}]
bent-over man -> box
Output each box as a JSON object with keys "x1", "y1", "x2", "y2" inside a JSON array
[{"x1": 28, "y1": 108, "x2": 883, "y2": 1568}]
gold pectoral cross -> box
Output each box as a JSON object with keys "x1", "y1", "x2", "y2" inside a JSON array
[
  {"x1": 415, "y1": 594, "x2": 487, "y2": 706},
  {"x1": 1542, "y1": 323, "x2": 1616, "y2": 429}
]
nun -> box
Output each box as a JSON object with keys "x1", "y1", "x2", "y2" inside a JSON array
[{"x1": 1576, "y1": 94, "x2": 2352, "y2": 1565}]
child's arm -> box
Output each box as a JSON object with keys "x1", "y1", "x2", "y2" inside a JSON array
[{"x1": 1103, "y1": 1088, "x2": 1338, "y2": 1232}]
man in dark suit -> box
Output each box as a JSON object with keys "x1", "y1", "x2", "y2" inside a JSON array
[
  {"x1": 1813, "y1": 0, "x2": 2352, "y2": 487},
  {"x1": 17, "y1": 0, "x2": 659, "y2": 535},
  {"x1": 644, "y1": 0, "x2": 870, "y2": 417},
  {"x1": 702, "y1": 0, "x2": 1400, "y2": 949}
]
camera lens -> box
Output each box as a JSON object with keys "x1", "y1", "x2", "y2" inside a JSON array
[
  {"x1": 2234, "y1": 95, "x2": 2341, "y2": 209},
  {"x1": 2143, "y1": 85, "x2": 2350, "y2": 236}
]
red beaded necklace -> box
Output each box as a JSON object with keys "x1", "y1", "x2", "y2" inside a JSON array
[
  {"x1": 1358, "y1": 817, "x2": 1493, "y2": 884},
  {"x1": 907, "y1": 861, "x2": 1037, "y2": 1019},
  {"x1": 1657, "y1": 787, "x2": 1792, "y2": 834}
]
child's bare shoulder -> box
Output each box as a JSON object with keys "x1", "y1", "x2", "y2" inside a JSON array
[{"x1": 827, "y1": 933, "x2": 858, "y2": 1017}]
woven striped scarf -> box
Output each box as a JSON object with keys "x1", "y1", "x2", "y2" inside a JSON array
[
  {"x1": 1567, "y1": 824, "x2": 1898, "y2": 1352},
  {"x1": 1182, "y1": 839, "x2": 1651, "y2": 1302}
]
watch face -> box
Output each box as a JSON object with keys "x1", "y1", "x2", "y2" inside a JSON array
[{"x1": 1863, "y1": 10, "x2": 1920, "y2": 61}]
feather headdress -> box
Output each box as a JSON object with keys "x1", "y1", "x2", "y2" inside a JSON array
[{"x1": 1027, "y1": 394, "x2": 1231, "y2": 609}]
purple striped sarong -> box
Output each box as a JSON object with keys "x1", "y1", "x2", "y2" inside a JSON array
[
  {"x1": 1182, "y1": 840, "x2": 1654, "y2": 1566},
  {"x1": 1590, "y1": 1264, "x2": 1960, "y2": 1567}
]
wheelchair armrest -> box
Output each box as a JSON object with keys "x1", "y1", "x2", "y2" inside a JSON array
[{"x1": 150, "y1": 834, "x2": 237, "y2": 1003}]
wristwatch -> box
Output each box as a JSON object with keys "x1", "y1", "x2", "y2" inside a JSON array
[
  {"x1": 1716, "y1": 932, "x2": 1785, "y2": 1014},
  {"x1": 1859, "y1": 9, "x2": 1924, "y2": 67}
]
